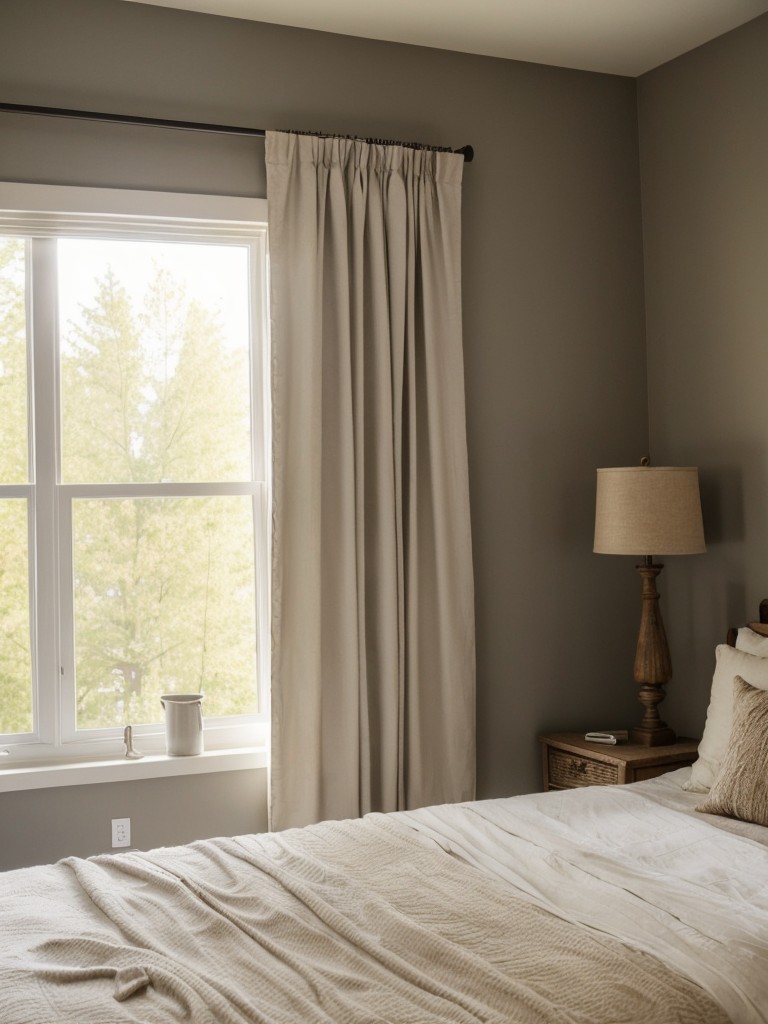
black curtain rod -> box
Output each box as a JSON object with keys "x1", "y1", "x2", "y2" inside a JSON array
[{"x1": 0, "y1": 102, "x2": 474, "y2": 162}]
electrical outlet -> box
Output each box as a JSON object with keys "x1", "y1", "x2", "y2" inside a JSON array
[{"x1": 111, "y1": 817, "x2": 131, "y2": 848}]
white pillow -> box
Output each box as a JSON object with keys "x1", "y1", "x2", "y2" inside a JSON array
[
  {"x1": 684, "y1": 644, "x2": 768, "y2": 792},
  {"x1": 735, "y1": 626, "x2": 768, "y2": 657}
]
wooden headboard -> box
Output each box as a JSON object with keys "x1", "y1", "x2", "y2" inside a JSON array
[{"x1": 727, "y1": 598, "x2": 768, "y2": 646}]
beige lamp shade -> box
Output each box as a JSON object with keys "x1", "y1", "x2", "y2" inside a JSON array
[{"x1": 594, "y1": 466, "x2": 706, "y2": 556}]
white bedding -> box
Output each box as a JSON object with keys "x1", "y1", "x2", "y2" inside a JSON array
[
  {"x1": 0, "y1": 768, "x2": 764, "y2": 1023},
  {"x1": 394, "y1": 767, "x2": 768, "y2": 1024}
]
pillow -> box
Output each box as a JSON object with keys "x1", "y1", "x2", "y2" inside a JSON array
[
  {"x1": 735, "y1": 625, "x2": 768, "y2": 658},
  {"x1": 696, "y1": 676, "x2": 768, "y2": 827},
  {"x1": 684, "y1": 644, "x2": 768, "y2": 793}
]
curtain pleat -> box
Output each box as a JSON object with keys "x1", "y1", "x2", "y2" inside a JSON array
[{"x1": 266, "y1": 132, "x2": 475, "y2": 830}]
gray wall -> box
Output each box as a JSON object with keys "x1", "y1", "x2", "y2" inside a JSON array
[
  {"x1": 1, "y1": 0, "x2": 649, "y2": 865},
  {"x1": 637, "y1": 13, "x2": 768, "y2": 739},
  {"x1": 0, "y1": 769, "x2": 268, "y2": 871}
]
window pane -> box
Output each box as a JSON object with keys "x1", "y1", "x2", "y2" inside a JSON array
[
  {"x1": 0, "y1": 500, "x2": 33, "y2": 734},
  {"x1": 72, "y1": 495, "x2": 258, "y2": 730},
  {"x1": 0, "y1": 238, "x2": 28, "y2": 484},
  {"x1": 59, "y1": 239, "x2": 252, "y2": 484}
]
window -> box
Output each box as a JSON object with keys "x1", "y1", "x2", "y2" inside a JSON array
[{"x1": 0, "y1": 185, "x2": 269, "y2": 763}]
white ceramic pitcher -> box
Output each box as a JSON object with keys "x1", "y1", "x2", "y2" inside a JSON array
[{"x1": 160, "y1": 693, "x2": 204, "y2": 756}]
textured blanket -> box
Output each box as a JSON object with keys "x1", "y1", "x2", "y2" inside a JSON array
[
  {"x1": 0, "y1": 814, "x2": 727, "y2": 1023},
  {"x1": 397, "y1": 772, "x2": 768, "y2": 1023}
]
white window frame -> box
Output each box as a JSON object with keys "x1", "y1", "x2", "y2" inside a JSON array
[{"x1": 0, "y1": 183, "x2": 270, "y2": 768}]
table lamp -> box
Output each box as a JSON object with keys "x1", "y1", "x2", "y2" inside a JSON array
[{"x1": 593, "y1": 459, "x2": 705, "y2": 746}]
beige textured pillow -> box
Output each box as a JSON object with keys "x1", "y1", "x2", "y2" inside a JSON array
[
  {"x1": 684, "y1": 645, "x2": 768, "y2": 793},
  {"x1": 696, "y1": 676, "x2": 768, "y2": 827}
]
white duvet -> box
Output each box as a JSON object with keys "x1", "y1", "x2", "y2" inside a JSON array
[
  {"x1": 394, "y1": 767, "x2": 768, "y2": 1024},
  {"x1": 0, "y1": 767, "x2": 765, "y2": 1023}
]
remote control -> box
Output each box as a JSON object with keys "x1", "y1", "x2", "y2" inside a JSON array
[{"x1": 584, "y1": 731, "x2": 626, "y2": 744}]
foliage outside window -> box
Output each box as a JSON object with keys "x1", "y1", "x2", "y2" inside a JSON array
[{"x1": 0, "y1": 187, "x2": 269, "y2": 762}]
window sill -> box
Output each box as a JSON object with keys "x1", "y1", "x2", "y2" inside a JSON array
[{"x1": 0, "y1": 747, "x2": 267, "y2": 793}]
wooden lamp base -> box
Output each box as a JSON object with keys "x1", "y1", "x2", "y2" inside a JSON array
[{"x1": 630, "y1": 560, "x2": 676, "y2": 747}]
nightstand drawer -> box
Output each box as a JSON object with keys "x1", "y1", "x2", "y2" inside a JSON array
[
  {"x1": 547, "y1": 748, "x2": 619, "y2": 788},
  {"x1": 539, "y1": 733, "x2": 700, "y2": 791}
]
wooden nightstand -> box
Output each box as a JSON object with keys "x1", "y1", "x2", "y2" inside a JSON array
[{"x1": 539, "y1": 732, "x2": 699, "y2": 791}]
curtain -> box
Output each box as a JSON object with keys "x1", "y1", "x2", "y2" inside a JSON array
[{"x1": 266, "y1": 131, "x2": 475, "y2": 831}]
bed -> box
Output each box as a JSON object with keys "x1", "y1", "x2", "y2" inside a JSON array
[{"x1": 2, "y1": 612, "x2": 768, "y2": 1024}]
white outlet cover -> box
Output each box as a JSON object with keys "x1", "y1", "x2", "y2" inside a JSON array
[{"x1": 111, "y1": 817, "x2": 131, "y2": 848}]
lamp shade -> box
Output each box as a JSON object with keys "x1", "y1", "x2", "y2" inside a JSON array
[{"x1": 594, "y1": 466, "x2": 705, "y2": 556}]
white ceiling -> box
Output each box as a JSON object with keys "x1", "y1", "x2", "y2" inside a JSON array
[{"x1": 122, "y1": 0, "x2": 768, "y2": 76}]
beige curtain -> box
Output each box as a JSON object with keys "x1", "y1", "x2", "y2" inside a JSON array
[{"x1": 266, "y1": 131, "x2": 475, "y2": 831}]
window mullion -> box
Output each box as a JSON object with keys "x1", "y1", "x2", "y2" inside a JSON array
[{"x1": 29, "y1": 237, "x2": 61, "y2": 748}]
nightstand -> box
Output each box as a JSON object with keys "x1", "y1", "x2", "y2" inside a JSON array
[{"x1": 539, "y1": 732, "x2": 699, "y2": 791}]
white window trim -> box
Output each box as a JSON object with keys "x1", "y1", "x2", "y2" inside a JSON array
[{"x1": 0, "y1": 183, "x2": 270, "y2": 779}]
